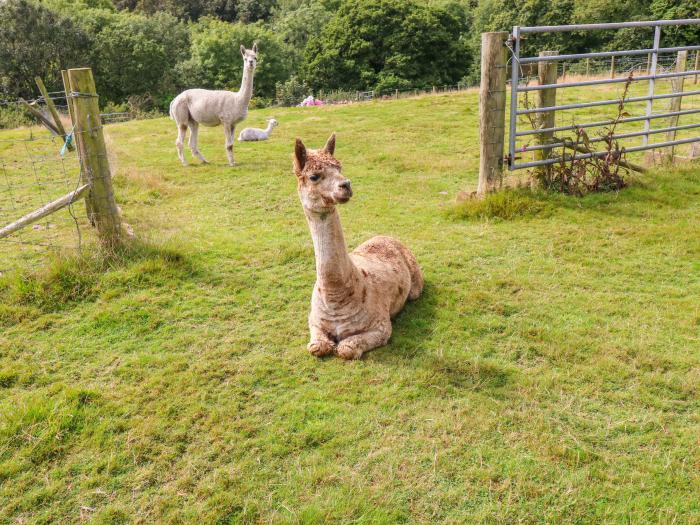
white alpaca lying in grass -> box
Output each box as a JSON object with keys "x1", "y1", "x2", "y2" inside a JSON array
[{"x1": 238, "y1": 118, "x2": 278, "y2": 142}]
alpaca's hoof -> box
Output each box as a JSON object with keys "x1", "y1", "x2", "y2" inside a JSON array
[
  {"x1": 337, "y1": 341, "x2": 363, "y2": 360},
  {"x1": 307, "y1": 340, "x2": 334, "y2": 357}
]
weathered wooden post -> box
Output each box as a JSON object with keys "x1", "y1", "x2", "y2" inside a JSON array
[
  {"x1": 533, "y1": 51, "x2": 559, "y2": 186},
  {"x1": 586, "y1": 58, "x2": 591, "y2": 76},
  {"x1": 477, "y1": 32, "x2": 508, "y2": 196},
  {"x1": 61, "y1": 70, "x2": 94, "y2": 222},
  {"x1": 66, "y1": 67, "x2": 124, "y2": 249},
  {"x1": 35, "y1": 77, "x2": 73, "y2": 151},
  {"x1": 665, "y1": 50, "x2": 688, "y2": 159},
  {"x1": 694, "y1": 51, "x2": 699, "y2": 84},
  {"x1": 610, "y1": 55, "x2": 616, "y2": 79}
]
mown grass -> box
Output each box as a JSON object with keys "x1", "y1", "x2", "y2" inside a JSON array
[{"x1": 0, "y1": 90, "x2": 699, "y2": 524}]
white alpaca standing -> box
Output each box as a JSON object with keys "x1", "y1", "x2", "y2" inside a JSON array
[
  {"x1": 169, "y1": 43, "x2": 258, "y2": 166},
  {"x1": 238, "y1": 118, "x2": 278, "y2": 142}
]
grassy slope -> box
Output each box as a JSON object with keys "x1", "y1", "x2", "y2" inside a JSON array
[{"x1": 1, "y1": 92, "x2": 699, "y2": 524}]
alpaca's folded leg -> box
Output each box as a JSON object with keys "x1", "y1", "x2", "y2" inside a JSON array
[
  {"x1": 336, "y1": 321, "x2": 391, "y2": 360},
  {"x1": 308, "y1": 325, "x2": 335, "y2": 357}
]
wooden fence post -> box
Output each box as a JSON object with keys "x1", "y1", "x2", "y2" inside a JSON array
[
  {"x1": 694, "y1": 51, "x2": 699, "y2": 84},
  {"x1": 665, "y1": 50, "x2": 688, "y2": 159},
  {"x1": 586, "y1": 58, "x2": 590, "y2": 76},
  {"x1": 610, "y1": 55, "x2": 616, "y2": 79},
  {"x1": 66, "y1": 68, "x2": 123, "y2": 249},
  {"x1": 477, "y1": 31, "x2": 508, "y2": 196},
  {"x1": 533, "y1": 51, "x2": 559, "y2": 185},
  {"x1": 62, "y1": 70, "x2": 94, "y2": 222}
]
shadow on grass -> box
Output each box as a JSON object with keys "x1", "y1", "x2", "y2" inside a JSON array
[
  {"x1": 371, "y1": 281, "x2": 516, "y2": 396},
  {"x1": 380, "y1": 281, "x2": 439, "y2": 361}
]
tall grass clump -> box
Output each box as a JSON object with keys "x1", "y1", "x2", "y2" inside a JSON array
[
  {"x1": 0, "y1": 240, "x2": 192, "y2": 314},
  {"x1": 447, "y1": 189, "x2": 550, "y2": 221}
]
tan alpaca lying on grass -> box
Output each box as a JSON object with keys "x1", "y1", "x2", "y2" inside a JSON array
[{"x1": 294, "y1": 133, "x2": 424, "y2": 360}]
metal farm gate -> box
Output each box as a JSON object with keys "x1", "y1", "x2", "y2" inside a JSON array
[{"x1": 506, "y1": 19, "x2": 700, "y2": 171}]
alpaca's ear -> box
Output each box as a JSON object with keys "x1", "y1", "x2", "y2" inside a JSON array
[
  {"x1": 323, "y1": 132, "x2": 336, "y2": 155},
  {"x1": 252, "y1": 42, "x2": 258, "y2": 53},
  {"x1": 240, "y1": 44, "x2": 246, "y2": 57},
  {"x1": 294, "y1": 138, "x2": 306, "y2": 174}
]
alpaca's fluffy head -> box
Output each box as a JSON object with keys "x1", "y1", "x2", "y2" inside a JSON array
[
  {"x1": 240, "y1": 43, "x2": 258, "y2": 70},
  {"x1": 268, "y1": 118, "x2": 279, "y2": 128},
  {"x1": 294, "y1": 133, "x2": 352, "y2": 214}
]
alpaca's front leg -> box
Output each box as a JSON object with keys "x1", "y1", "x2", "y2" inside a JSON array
[
  {"x1": 308, "y1": 323, "x2": 336, "y2": 357},
  {"x1": 225, "y1": 124, "x2": 236, "y2": 166},
  {"x1": 336, "y1": 321, "x2": 392, "y2": 360}
]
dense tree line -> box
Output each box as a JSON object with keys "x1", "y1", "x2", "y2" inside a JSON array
[{"x1": 0, "y1": 0, "x2": 697, "y2": 113}]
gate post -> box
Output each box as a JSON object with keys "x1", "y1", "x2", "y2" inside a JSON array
[
  {"x1": 533, "y1": 51, "x2": 559, "y2": 186},
  {"x1": 477, "y1": 31, "x2": 508, "y2": 196},
  {"x1": 66, "y1": 67, "x2": 124, "y2": 249}
]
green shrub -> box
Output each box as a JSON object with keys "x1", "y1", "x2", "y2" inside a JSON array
[
  {"x1": 275, "y1": 75, "x2": 311, "y2": 106},
  {"x1": 178, "y1": 18, "x2": 294, "y2": 99},
  {"x1": 0, "y1": 105, "x2": 34, "y2": 129}
]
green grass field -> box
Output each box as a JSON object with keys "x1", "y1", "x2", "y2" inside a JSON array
[{"x1": 1, "y1": 89, "x2": 699, "y2": 524}]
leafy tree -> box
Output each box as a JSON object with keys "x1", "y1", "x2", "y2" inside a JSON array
[
  {"x1": 303, "y1": 0, "x2": 471, "y2": 92},
  {"x1": 92, "y1": 12, "x2": 189, "y2": 104},
  {"x1": 0, "y1": 0, "x2": 91, "y2": 97},
  {"x1": 113, "y1": 0, "x2": 239, "y2": 22},
  {"x1": 237, "y1": 0, "x2": 276, "y2": 23},
  {"x1": 272, "y1": 1, "x2": 333, "y2": 50},
  {"x1": 650, "y1": 0, "x2": 700, "y2": 46},
  {"x1": 178, "y1": 18, "x2": 294, "y2": 98}
]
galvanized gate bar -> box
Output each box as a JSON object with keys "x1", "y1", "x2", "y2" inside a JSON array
[
  {"x1": 522, "y1": 69, "x2": 700, "y2": 92},
  {"x1": 507, "y1": 18, "x2": 700, "y2": 170},
  {"x1": 515, "y1": 137, "x2": 700, "y2": 170},
  {"x1": 516, "y1": 108, "x2": 700, "y2": 137},
  {"x1": 521, "y1": 122, "x2": 700, "y2": 152},
  {"x1": 643, "y1": 25, "x2": 662, "y2": 146},
  {"x1": 516, "y1": 89, "x2": 700, "y2": 115},
  {"x1": 519, "y1": 45, "x2": 700, "y2": 64},
  {"x1": 519, "y1": 19, "x2": 700, "y2": 33},
  {"x1": 507, "y1": 27, "x2": 520, "y2": 172}
]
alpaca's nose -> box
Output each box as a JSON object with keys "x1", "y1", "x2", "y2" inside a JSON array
[{"x1": 340, "y1": 180, "x2": 352, "y2": 191}]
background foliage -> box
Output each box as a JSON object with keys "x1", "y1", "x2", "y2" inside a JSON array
[{"x1": 0, "y1": 0, "x2": 697, "y2": 112}]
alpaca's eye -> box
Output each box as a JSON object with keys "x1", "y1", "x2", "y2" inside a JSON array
[{"x1": 309, "y1": 174, "x2": 321, "y2": 182}]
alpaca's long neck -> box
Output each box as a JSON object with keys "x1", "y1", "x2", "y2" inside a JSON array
[
  {"x1": 238, "y1": 66, "x2": 254, "y2": 101},
  {"x1": 306, "y1": 208, "x2": 354, "y2": 289},
  {"x1": 265, "y1": 122, "x2": 274, "y2": 133}
]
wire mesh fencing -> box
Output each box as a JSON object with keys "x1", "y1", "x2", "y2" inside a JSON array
[{"x1": 0, "y1": 94, "x2": 95, "y2": 275}]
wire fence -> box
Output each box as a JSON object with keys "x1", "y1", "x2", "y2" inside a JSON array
[{"x1": 0, "y1": 93, "x2": 97, "y2": 275}]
